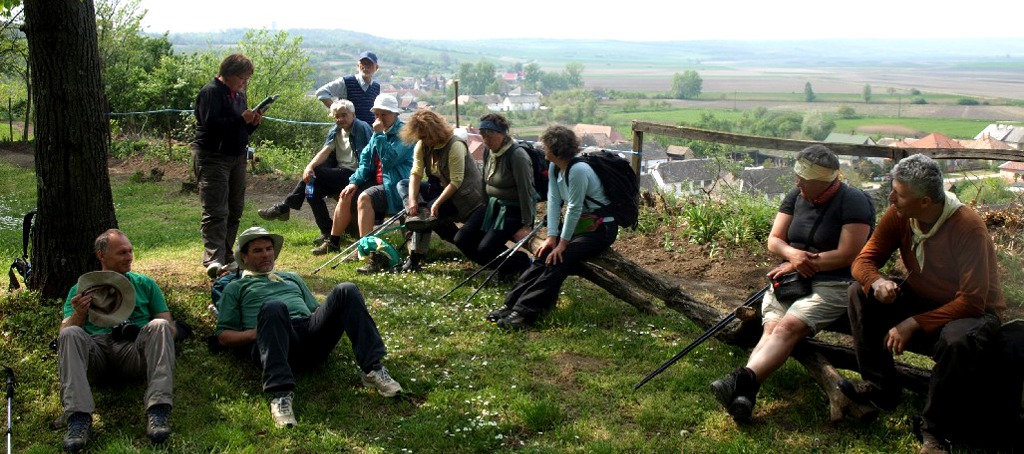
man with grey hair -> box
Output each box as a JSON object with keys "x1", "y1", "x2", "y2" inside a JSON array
[
  {"x1": 841, "y1": 154, "x2": 1005, "y2": 453},
  {"x1": 258, "y1": 99, "x2": 373, "y2": 251},
  {"x1": 314, "y1": 51, "x2": 380, "y2": 124},
  {"x1": 58, "y1": 229, "x2": 177, "y2": 451}
]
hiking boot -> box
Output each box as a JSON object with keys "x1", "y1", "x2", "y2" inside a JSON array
[
  {"x1": 405, "y1": 216, "x2": 441, "y2": 232},
  {"x1": 356, "y1": 252, "x2": 391, "y2": 274},
  {"x1": 401, "y1": 253, "x2": 424, "y2": 272},
  {"x1": 145, "y1": 403, "x2": 171, "y2": 443},
  {"x1": 710, "y1": 367, "x2": 759, "y2": 423},
  {"x1": 496, "y1": 311, "x2": 533, "y2": 331},
  {"x1": 361, "y1": 366, "x2": 403, "y2": 397},
  {"x1": 269, "y1": 392, "x2": 297, "y2": 428},
  {"x1": 838, "y1": 378, "x2": 901, "y2": 411},
  {"x1": 312, "y1": 234, "x2": 329, "y2": 246},
  {"x1": 258, "y1": 203, "x2": 290, "y2": 221},
  {"x1": 206, "y1": 261, "x2": 224, "y2": 280},
  {"x1": 919, "y1": 430, "x2": 951, "y2": 454},
  {"x1": 486, "y1": 306, "x2": 514, "y2": 323},
  {"x1": 310, "y1": 241, "x2": 340, "y2": 256},
  {"x1": 63, "y1": 412, "x2": 92, "y2": 452}
]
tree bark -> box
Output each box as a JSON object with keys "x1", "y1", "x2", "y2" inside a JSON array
[{"x1": 24, "y1": 0, "x2": 116, "y2": 299}]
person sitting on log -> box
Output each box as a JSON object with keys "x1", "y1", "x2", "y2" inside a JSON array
[
  {"x1": 840, "y1": 154, "x2": 1004, "y2": 454},
  {"x1": 710, "y1": 144, "x2": 875, "y2": 423},
  {"x1": 485, "y1": 125, "x2": 618, "y2": 330}
]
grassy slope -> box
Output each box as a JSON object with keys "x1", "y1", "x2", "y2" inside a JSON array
[{"x1": 1, "y1": 160, "x2": 927, "y2": 453}]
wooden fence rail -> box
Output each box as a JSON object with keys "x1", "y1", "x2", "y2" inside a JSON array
[{"x1": 631, "y1": 121, "x2": 1024, "y2": 163}]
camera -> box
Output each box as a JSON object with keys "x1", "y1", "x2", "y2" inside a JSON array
[{"x1": 111, "y1": 320, "x2": 140, "y2": 342}]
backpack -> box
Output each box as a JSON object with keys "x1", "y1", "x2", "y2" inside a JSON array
[
  {"x1": 513, "y1": 140, "x2": 549, "y2": 201},
  {"x1": 566, "y1": 150, "x2": 640, "y2": 229},
  {"x1": 8, "y1": 209, "x2": 36, "y2": 291},
  {"x1": 482, "y1": 140, "x2": 549, "y2": 202}
]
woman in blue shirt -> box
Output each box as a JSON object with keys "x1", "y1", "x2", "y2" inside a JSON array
[{"x1": 487, "y1": 125, "x2": 618, "y2": 330}]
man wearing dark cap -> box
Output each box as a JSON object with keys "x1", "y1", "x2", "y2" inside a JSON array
[
  {"x1": 314, "y1": 51, "x2": 381, "y2": 124},
  {"x1": 57, "y1": 229, "x2": 178, "y2": 451}
]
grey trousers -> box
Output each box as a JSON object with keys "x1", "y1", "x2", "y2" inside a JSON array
[
  {"x1": 193, "y1": 148, "x2": 247, "y2": 267},
  {"x1": 57, "y1": 319, "x2": 175, "y2": 418}
]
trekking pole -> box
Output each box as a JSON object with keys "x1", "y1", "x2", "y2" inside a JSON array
[
  {"x1": 436, "y1": 245, "x2": 516, "y2": 302},
  {"x1": 463, "y1": 221, "x2": 546, "y2": 304},
  {"x1": 313, "y1": 208, "x2": 407, "y2": 274},
  {"x1": 4, "y1": 367, "x2": 13, "y2": 454},
  {"x1": 633, "y1": 285, "x2": 769, "y2": 391}
]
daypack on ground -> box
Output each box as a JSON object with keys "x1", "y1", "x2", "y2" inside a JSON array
[
  {"x1": 8, "y1": 209, "x2": 36, "y2": 290},
  {"x1": 566, "y1": 150, "x2": 640, "y2": 229}
]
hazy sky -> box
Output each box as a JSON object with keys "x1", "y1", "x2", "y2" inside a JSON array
[{"x1": 137, "y1": 0, "x2": 1024, "y2": 41}]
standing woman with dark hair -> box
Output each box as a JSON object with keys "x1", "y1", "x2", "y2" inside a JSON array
[
  {"x1": 486, "y1": 125, "x2": 618, "y2": 330},
  {"x1": 192, "y1": 53, "x2": 263, "y2": 279},
  {"x1": 453, "y1": 114, "x2": 537, "y2": 278}
]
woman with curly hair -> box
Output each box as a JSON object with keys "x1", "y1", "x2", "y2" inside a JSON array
[{"x1": 397, "y1": 109, "x2": 485, "y2": 272}]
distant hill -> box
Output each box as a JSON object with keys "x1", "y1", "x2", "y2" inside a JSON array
[{"x1": 162, "y1": 29, "x2": 1024, "y2": 96}]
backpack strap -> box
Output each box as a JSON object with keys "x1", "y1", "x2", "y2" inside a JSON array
[{"x1": 565, "y1": 158, "x2": 607, "y2": 212}]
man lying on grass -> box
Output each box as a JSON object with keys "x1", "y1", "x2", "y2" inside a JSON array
[{"x1": 215, "y1": 226, "x2": 403, "y2": 429}]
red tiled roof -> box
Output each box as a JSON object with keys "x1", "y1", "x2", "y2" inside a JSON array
[
  {"x1": 999, "y1": 161, "x2": 1024, "y2": 171},
  {"x1": 907, "y1": 132, "x2": 963, "y2": 149}
]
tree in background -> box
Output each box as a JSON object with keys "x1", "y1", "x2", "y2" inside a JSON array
[
  {"x1": 837, "y1": 105, "x2": 857, "y2": 119},
  {"x1": 24, "y1": 0, "x2": 119, "y2": 299},
  {"x1": 457, "y1": 60, "x2": 497, "y2": 95},
  {"x1": 801, "y1": 111, "x2": 836, "y2": 141},
  {"x1": 547, "y1": 89, "x2": 602, "y2": 124},
  {"x1": 0, "y1": 6, "x2": 29, "y2": 140},
  {"x1": 564, "y1": 62, "x2": 585, "y2": 89},
  {"x1": 523, "y1": 62, "x2": 541, "y2": 91},
  {"x1": 671, "y1": 70, "x2": 702, "y2": 99},
  {"x1": 238, "y1": 29, "x2": 323, "y2": 151},
  {"x1": 804, "y1": 82, "x2": 816, "y2": 102},
  {"x1": 95, "y1": 0, "x2": 173, "y2": 125},
  {"x1": 862, "y1": 83, "x2": 872, "y2": 103}
]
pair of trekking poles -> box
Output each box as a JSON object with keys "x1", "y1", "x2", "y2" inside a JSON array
[
  {"x1": 437, "y1": 220, "x2": 546, "y2": 304},
  {"x1": 312, "y1": 208, "x2": 408, "y2": 275}
]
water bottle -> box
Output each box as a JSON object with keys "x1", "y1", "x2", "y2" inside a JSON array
[{"x1": 305, "y1": 177, "x2": 315, "y2": 199}]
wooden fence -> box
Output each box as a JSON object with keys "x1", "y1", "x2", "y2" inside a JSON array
[{"x1": 629, "y1": 121, "x2": 1024, "y2": 172}]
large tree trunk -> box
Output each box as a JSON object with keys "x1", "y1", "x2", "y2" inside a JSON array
[{"x1": 23, "y1": 0, "x2": 116, "y2": 300}]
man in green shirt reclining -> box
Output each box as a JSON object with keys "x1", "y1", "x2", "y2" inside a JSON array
[{"x1": 215, "y1": 226, "x2": 402, "y2": 429}]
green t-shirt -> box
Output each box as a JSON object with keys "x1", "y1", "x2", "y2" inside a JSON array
[
  {"x1": 63, "y1": 272, "x2": 169, "y2": 335},
  {"x1": 215, "y1": 271, "x2": 320, "y2": 335}
]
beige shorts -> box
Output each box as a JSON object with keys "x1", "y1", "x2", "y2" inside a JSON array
[{"x1": 762, "y1": 280, "x2": 851, "y2": 335}]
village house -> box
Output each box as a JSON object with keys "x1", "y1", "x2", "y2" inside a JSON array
[
  {"x1": 650, "y1": 159, "x2": 720, "y2": 195},
  {"x1": 976, "y1": 124, "x2": 1024, "y2": 150}
]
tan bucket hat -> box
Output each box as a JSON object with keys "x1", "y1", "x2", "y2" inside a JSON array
[
  {"x1": 77, "y1": 271, "x2": 136, "y2": 327},
  {"x1": 234, "y1": 226, "x2": 285, "y2": 270}
]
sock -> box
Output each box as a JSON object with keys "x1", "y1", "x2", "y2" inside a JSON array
[{"x1": 328, "y1": 235, "x2": 340, "y2": 247}]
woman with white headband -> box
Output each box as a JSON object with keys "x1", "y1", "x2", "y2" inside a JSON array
[{"x1": 710, "y1": 144, "x2": 876, "y2": 423}]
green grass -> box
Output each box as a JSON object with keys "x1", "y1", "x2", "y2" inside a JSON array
[{"x1": 0, "y1": 160, "x2": 960, "y2": 452}]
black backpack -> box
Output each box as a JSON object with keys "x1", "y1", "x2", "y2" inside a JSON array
[
  {"x1": 515, "y1": 140, "x2": 549, "y2": 201},
  {"x1": 566, "y1": 150, "x2": 640, "y2": 229},
  {"x1": 483, "y1": 140, "x2": 549, "y2": 202},
  {"x1": 8, "y1": 210, "x2": 36, "y2": 290}
]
